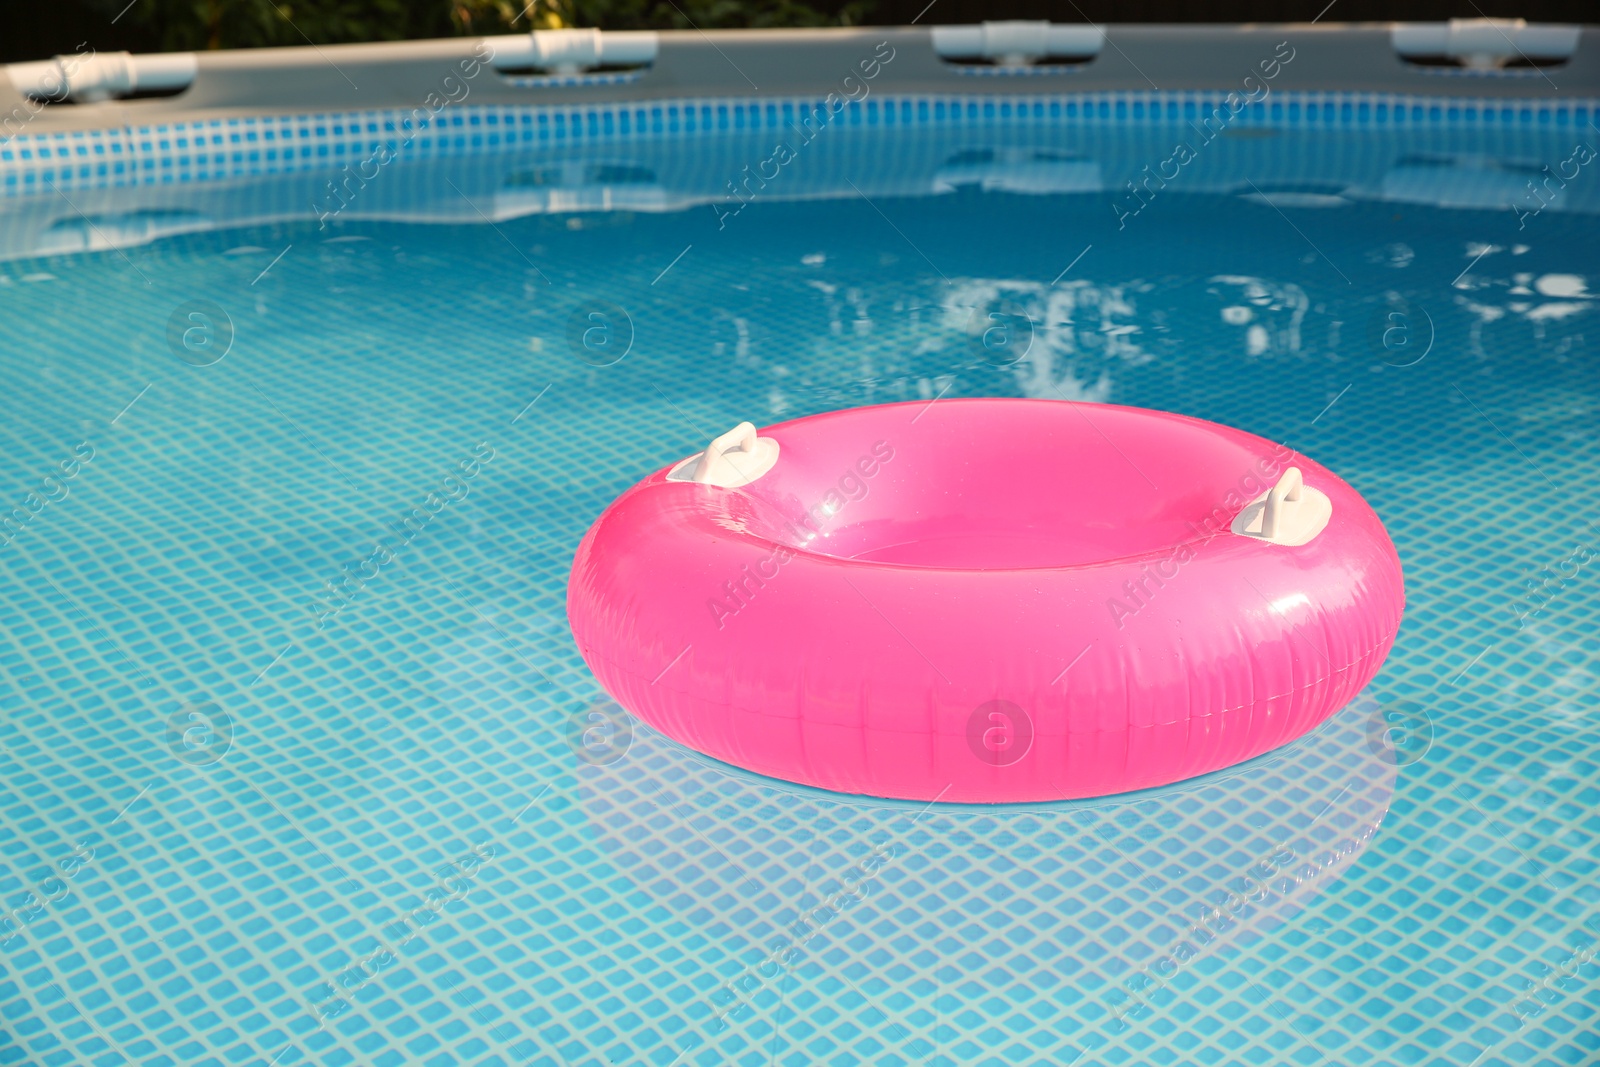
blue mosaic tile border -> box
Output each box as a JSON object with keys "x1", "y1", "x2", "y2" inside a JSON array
[
  {"x1": 2, "y1": 89, "x2": 1597, "y2": 193},
  {"x1": 949, "y1": 64, "x2": 1096, "y2": 77},
  {"x1": 500, "y1": 69, "x2": 649, "y2": 90}
]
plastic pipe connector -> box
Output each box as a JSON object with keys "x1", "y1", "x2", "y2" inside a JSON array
[
  {"x1": 931, "y1": 22, "x2": 1104, "y2": 68},
  {"x1": 482, "y1": 29, "x2": 658, "y2": 74},
  {"x1": 1391, "y1": 19, "x2": 1579, "y2": 70},
  {"x1": 6, "y1": 51, "x2": 196, "y2": 102}
]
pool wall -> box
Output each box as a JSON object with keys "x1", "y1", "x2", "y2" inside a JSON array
[
  {"x1": 2, "y1": 23, "x2": 1598, "y2": 267},
  {"x1": 3, "y1": 23, "x2": 1597, "y2": 136}
]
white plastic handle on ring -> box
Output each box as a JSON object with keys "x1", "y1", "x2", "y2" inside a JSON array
[
  {"x1": 667, "y1": 421, "x2": 780, "y2": 488},
  {"x1": 1231, "y1": 467, "x2": 1334, "y2": 547},
  {"x1": 1262, "y1": 466, "x2": 1303, "y2": 539}
]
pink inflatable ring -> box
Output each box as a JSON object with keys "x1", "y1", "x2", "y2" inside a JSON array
[{"x1": 568, "y1": 398, "x2": 1404, "y2": 803}]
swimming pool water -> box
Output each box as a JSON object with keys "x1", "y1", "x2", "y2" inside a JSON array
[{"x1": 0, "y1": 99, "x2": 1597, "y2": 1067}]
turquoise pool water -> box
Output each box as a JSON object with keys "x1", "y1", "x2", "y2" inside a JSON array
[{"x1": 0, "y1": 94, "x2": 1597, "y2": 1067}]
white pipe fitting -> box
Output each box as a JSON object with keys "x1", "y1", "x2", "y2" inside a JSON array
[
  {"x1": 1392, "y1": 19, "x2": 1579, "y2": 71},
  {"x1": 932, "y1": 22, "x2": 1105, "y2": 68},
  {"x1": 7, "y1": 51, "x2": 197, "y2": 102},
  {"x1": 483, "y1": 29, "x2": 658, "y2": 74}
]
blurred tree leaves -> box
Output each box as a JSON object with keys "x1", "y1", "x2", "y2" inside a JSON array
[
  {"x1": 88, "y1": 0, "x2": 870, "y2": 50},
  {"x1": 492, "y1": 0, "x2": 875, "y2": 30}
]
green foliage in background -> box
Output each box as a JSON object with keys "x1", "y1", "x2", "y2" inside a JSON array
[
  {"x1": 93, "y1": 0, "x2": 872, "y2": 51},
  {"x1": 455, "y1": 0, "x2": 873, "y2": 32}
]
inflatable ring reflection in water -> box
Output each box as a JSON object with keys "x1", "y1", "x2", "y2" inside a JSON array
[{"x1": 575, "y1": 696, "x2": 1397, "y2": 1038}]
